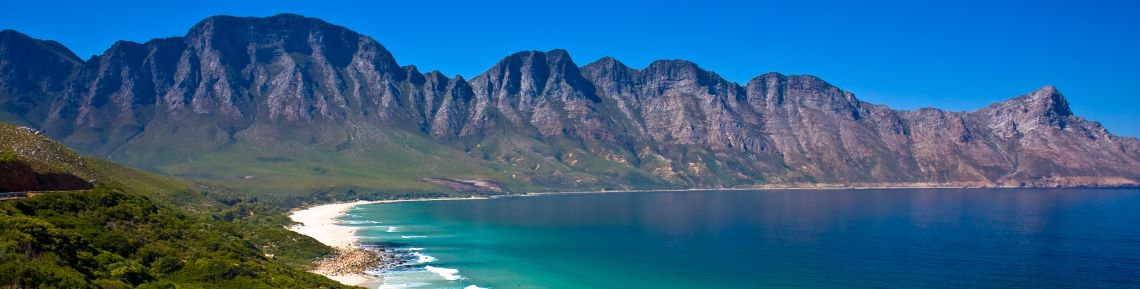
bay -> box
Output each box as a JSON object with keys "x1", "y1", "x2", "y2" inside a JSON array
[{"x1": 342, "y1": 189, "x2": 1140, "y2": 289}]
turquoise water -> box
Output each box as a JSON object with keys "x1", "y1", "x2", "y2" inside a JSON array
[{"x1": 341, "y1": 189, "x2": 1140, "y2": 288}]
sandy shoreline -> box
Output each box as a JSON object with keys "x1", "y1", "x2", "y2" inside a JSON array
[
  {"x1": 287, "y1": 200, "x2": 380, "y2": 286},
  {"x1": 286, "y1": 197, "x2": 488, "y2": 287},
  {"x1": 289, "y1": 201, "x2": 377, "y2": 248}
]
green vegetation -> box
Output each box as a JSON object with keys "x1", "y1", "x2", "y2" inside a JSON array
[
  {"x1": 95, "y1": 121, "x2": 678, "y2": 196},
  {"x1": 0, "y1": 150, "x2": 17, "y2": 161},
  {"x1": 130, "y1": 129, "x2": 525, "y2": 195},
  {"x1": 0, "y1": 188, "x2": 352, "y2": 289},
  {"x1": 0, "y1": 123, "x2": 362, "y2": 288}
]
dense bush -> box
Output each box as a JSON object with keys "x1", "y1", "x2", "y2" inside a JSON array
[{"x1": 0, "y1": 188, "x2": 355, "y2": 289}]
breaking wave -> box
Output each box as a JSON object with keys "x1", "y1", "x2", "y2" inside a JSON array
[
  {"x1": 412, "y1": 252, "x2": 437, "y2": 264},
  {"x1": 424, "y1": 266, "x2": 463, "y2": 281}
]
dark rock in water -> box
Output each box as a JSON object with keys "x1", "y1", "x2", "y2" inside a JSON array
[{"x1": 0, "y1": 14, "x2": 1137, "y2": 189}]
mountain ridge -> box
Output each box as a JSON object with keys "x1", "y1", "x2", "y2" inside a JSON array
[{"x1": 2, "y1": 13, "x2": 1137, "y2": 192}]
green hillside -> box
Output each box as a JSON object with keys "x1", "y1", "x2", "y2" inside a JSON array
[
  {"x1": 130, "y1": 129, "x2": 520, "y2": 194},
  {"x1": 0, "y1": 123, "x2": 357, "y2": 288},
  {"x1": 100, "y1": 123, "x2": 670, "y2": 195}
]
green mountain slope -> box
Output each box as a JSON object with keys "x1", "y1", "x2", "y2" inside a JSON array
[
  {"x1": 127, "y1": 128, "x2": 527, "y2": 194},
  {"x1": 0, "y1": 123, "x2": 355, "y2": 288}
]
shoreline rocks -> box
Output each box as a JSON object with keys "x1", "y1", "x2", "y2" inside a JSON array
[{"x1": 312, "y1": 247, "x2": 404, "y2": 276}]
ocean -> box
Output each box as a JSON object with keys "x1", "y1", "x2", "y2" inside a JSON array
[{"x1": 340, "y1": 188, "x2": 1140, "y2": 288}]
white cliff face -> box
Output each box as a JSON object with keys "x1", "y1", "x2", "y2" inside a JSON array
[{"x1": 1, "y1": 14, "x2": 1138, "y2": 189}]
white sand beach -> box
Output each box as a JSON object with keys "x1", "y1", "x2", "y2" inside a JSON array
[
  {"x1": 288, "y1": 200, "x2": 381, "y2": 286},
  {"x1": 289, "y1": 200, "x2": 378, "y2": 248},
  {"x1": 286, "y1": 197, "x2": 488, "y2": 287}
]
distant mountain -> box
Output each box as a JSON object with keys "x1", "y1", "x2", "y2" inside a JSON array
[{"x1": 2, "y1": 14, "x2": 1137, "y2": 192}]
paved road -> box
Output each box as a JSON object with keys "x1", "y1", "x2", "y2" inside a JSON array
[{"x1": 0, "y1": 190, "x2": 89, "y2": 200}]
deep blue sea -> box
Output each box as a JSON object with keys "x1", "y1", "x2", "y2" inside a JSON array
[{"x1": 340, "y1": 189, "x2": 1140, "y2": 288}]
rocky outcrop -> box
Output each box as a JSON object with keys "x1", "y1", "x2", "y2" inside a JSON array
[
  {"x1": 1, "y1": 14, "x2": 1137, "y2": 190},
  {"x1": 312, "y1": 247, "x2": 402, "y2": 277},
  {"x1": 467, "y1": 49, "x2": 608, "y2": 140}
]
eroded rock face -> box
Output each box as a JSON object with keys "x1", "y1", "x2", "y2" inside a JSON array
[
  {"x1": 966, "y1": 86, "x2": 1140, "y2": 180},
  {"x1": 1, "y1": 14, "x2": 1137, "y2": 188}
]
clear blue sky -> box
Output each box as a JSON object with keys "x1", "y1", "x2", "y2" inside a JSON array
[{"x1": 2, "y1": 0, "x2": 1138, "y2": 136}]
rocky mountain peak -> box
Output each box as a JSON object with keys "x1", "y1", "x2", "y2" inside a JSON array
[
  {"x1": 643, "y1": 59, "x2": 705, "y2": 78},
  {"x1": 488, "y1": 49, "x2": 578, "y2": 74},
  {"x1": 102, "y1": 40, "x2": 147, "y2": 57},
  {"x1": 580, "y1": 56, "x2": 635, "y2": 84},
  {"x1": 423, "y1": 69, "x2": 447, "y2": 82},
  {"x1": 979, "y1": 85, "x2": 1073, "y2": 120},
  {"x1": 759, "y1": 71, "x2": 786, "y2": 78},
  {"x1": 745, "y1": 71, "x2": 859, "y2": 112},
  {"x1": 477, "y1": 49, "x2": 596, "y2": 101},
  {"x1": 185, "y1": 13, "x2": 399, "y2": 70},
  {"x1": 749, "y1": 72, "x2": 837, "y2": 89},
  {"x1": 585, "y1": 56, "x2": 626, "y2": 69},
  {"x1": 404, "y1": 65, "x2": 426, "y2": 84},
  {"x1": 970, "y1": 85, "x2": 1081, "y2": 140},
  {"x1": 543, "y1": 48, "x2": 572, "y2": 61},
  {"x1": 0, "y1": 30, "x2": 83, "y2": 126},
  {"x1": 1026, "y1": 85, "x2": 1072, "y2": 117},
  {"x1": 187, "y1": 13, "x2": 336, "y2": 35},
  {"x1": 0, "y1": 30, "x2": 82, "y2": 65}
]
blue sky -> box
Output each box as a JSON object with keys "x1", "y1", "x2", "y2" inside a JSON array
[{"x1": 2, "y1": 0, "x2": 1138, "y2": 136}]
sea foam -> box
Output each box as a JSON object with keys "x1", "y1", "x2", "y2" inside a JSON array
[
  {"x1": 424, "y1": 266, "x2": 463, "y2": 280},
  {"x1": 341, "y1": 220, "x2": 382, "y2": 225},
  {"x1": 464, "y1": 285, "x2": 488, "y2": 289},
  {"x1": 412, "y1": 252, "x2": 437, "y2": 264},
  {"x1": 377, "y1": 282, "x2": 431, "y2": 289},
  {"x1": 386, "y1": 226, "x2": 400, "y2": 232}
]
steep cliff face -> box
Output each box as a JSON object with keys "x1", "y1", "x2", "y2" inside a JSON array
[
  {"x1": 467, "y1": 50, "x2": 608, "y2": 141},
  {"x1": 1, "y1": 14, "x2": 1137, "y2": 191},
  {"x1": 966, "y1": 86, "x2": 1140, "y2": 181},
  {"x1": 582, "y1": 58, "x2": 788, "y2": 185},
  {"x1": 742, "y1": 73, "x2": 912, "y2": 183},
  {"x1": 34, "y1": 14, "x2": 418, "y2": 158},
  {"x1": 0, "y1": 30, "x2": 83, "y2": 126}
]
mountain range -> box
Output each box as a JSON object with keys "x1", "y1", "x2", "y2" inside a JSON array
[{"x1": 2, "y1": 13, "x2": 1138, "y2": 192}]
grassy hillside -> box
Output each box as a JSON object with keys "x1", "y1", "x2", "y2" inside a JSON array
[
  {"x1": 0, "y1": 123, "x2": 355, "y2": 288},
  {"x1": 112, "y1": 126, "x2": 681, "y2": 196},
  {"x1": 141, "y1": 129, "x2": 515, "y2": 194}
]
